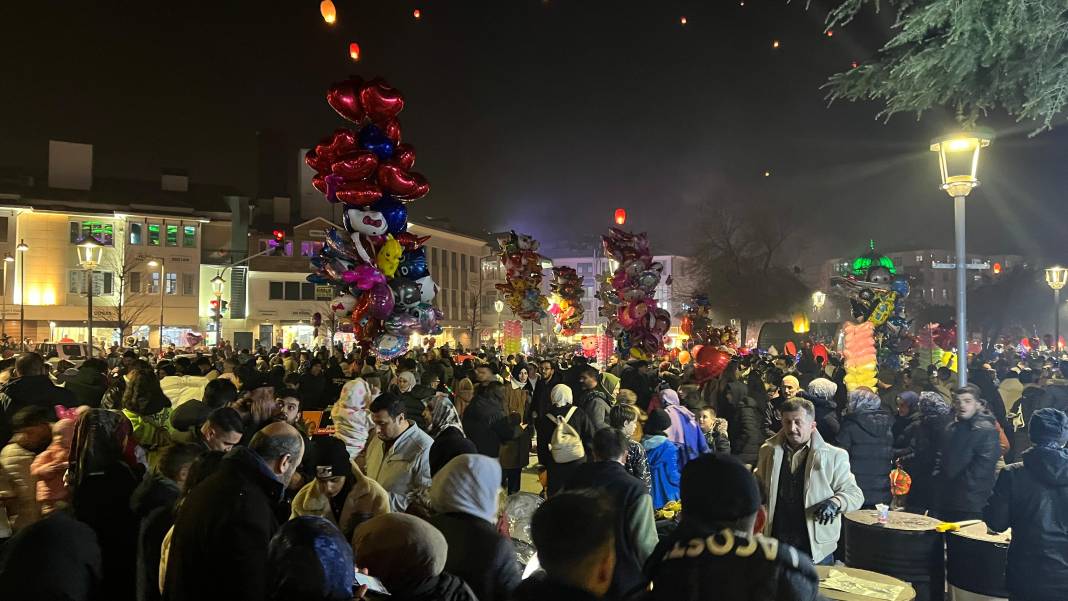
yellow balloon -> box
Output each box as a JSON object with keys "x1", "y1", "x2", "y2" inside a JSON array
[{"x1": 376, "y1": 236, "x2": 403, "y2": 278}]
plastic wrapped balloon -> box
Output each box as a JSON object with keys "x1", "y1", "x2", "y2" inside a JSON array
[
  {"x1": 842, "y1": 322, "x2": 878, "y2": 391},
  {"x1": 371, "y1": 333, "x2": 409, "y2": 360},
  {"x1": 600, "y1": 227, "x2": 669, "y2": 360},
  {"x1": 550, "y1": 266, "x2": 584, "y2": 336}
]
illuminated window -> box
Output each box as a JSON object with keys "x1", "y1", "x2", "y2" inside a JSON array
[
  {"x1": 148, "y1": 224, "x2": 160, "y2": 246},
  {"x1": 165, "y1": 273, "x2": 178, "y2": 295},
  {"x1": 69, "y1": 221, "x2": 114, "y2": 245},
  {"x1": 300, "y1": 241, "x2": 324, "y2": 257},
  {"x1": 182, "y1": 225, "x2": 197, "y2": 248},
  {"x1": 149, "y1": 272, "x2": 161, "y2": 293},
  {"x1": 166, "y1": 225, "x2": 179, "y2": 247},
  {"x1": 130, "y1": 223, "x2": 143, "y2": 245}
]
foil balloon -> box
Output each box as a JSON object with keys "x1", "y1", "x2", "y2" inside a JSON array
[
  {"x1": 358, "y1": 124, "x2": 395, "y2": 160},
  {"x1": 397, "y1": 247, "x2": 428, "y2": 280},
  {"x1": 368, "y1": 282, "x2": 395, "y2": 320},
  {"x1": 415, "y1": 275, "x2": 438, "y2": 304},
  {"x1": 392, "y1": 143, "x2": 416, "y2": 170},
  {"x1": 371, "y1": 333, "x2": 409, "y2": 360},
  {"x1": 326, "y1": 77, "x2": 365, "y2": 122},
  {"x1": 335, "y1": 180, "x2": 383, "y2": 206},
  {"x1": 344, "y1": 264, "x2": 387, "y2": 290},
  {"x1": 344, "y1": 207, "x2": 388, "y2": 237},
  {"x1": 331, "y1": 151, "x2": 378, "y2": 179},
  {"x1": 330, "y1": 294, "x2": 358, "y2": 318},
  {"x1": 359, "y1": 78, "x2": 406, "y2": 121},
  {"x1": 396, "y1": 232, "x2": 430, "y2": 250},
  {"x1": 376, "y1": 235, "x2": 403, "y2": 277},
  {"x1": 390, "y1": 278, "x2": 422, "y2": 308},
  {"x1": 371, "y1": 197, "x2": 408, "y2": 235},
  {"x1": 376, "y1": 164, "x2": 430, "y2": 200},
  {"x1": 380, "y1": 118, "x2": 402, "y2": 144},
  {"x1": 384, "y1": 312, "x2": 419, "y2": 335}
]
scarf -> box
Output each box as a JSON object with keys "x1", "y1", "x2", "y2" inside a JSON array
[
  {"x1": 429, "y1": 397, "x2": 463, "y2": 437},
  {"x1": 919, "y1": 391, "x2": 950, "y2": 416},
  {"x1": 68, "y1": 408, "x2": 141, "y2": 491}
]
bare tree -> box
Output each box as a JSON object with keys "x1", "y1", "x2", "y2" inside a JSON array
[{"x1": 92, "y1": 251, "x2": 155, "y2": 345}]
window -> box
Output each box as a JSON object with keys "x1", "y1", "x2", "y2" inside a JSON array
[
  {"x1": 452, "y1": 252, "x2": 458, "y2": 271},
  {"x1": 68, "y1": 271, "x2": 82, "y2": 294},
  {"x1": 130, "y1": 271, "x2": 141, "y2": 294},
  {"x1": 130, "y1": 223, "x2": 143, "y2": 245},
  {"x1": 301, "y1": 283, "x2": 316, "y2": 300},
  {"x1": 577, "y1": 262, "x2": 593, "y2": 276},
  {"x1": 69, "y1": 221, "x2": 114, "y2": 245},
  {"x1": 166, "y1": 225, "x2": 179, "y2": 247},
  {"x1": 315, "y1": 285, "x2": 334, "y2": 301},
  {"x1": 148, "y1": 224, "x2": 160, "y2": 246},
  {"x1": 269, "y1": 281, "x2": 284, "y2": 300},
  {"x1": 182, "y1": 225, "x2": 197, "y2": 248},
  {"x1": 915, "y1": 255, "x2": 924, "y2": 263},
  {"x1": 942, "y1": 289, "x2": 948, "y2": 300},
  {"x1": 284, "y1": 282, "x2": 301, "y2": 300},
  {"x1": 165, "y1": 273, "x2": 178, "y2": 295},
  {"x1": 461, "y1": 254, "x2": 467, "y2": 273},
  {"x1": 68, "y1": 271, "x2": 113, "y2": 295},
  {"x1": 149, "y1": 272, "x2": 161, "y2": 294},
  {"x1": 0, "y1": 216, "x2": 7, "y2": 242},
  {"x1": 259, "y1": 239, "x2": 294, "y2": 256},
  {"x1": 182, "y1": 273, "x2": 195, "y2": 295},
  {"x1": 300, "y1": 241, "x2": 324, "y2": 257}
]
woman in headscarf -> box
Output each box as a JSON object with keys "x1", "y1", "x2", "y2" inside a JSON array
[
  {"x1": 453, "y1": 378, "x2": 475, "y2": 417},
  {"x1": 892, "y1": 391, "x2": 920, "y2": 452},
  {"x1": 331, "y1": 378, "x2": 373, "y2": 461},
  {"x1": 837, "y1": 387, "x2": 894, "y2": 507},
  {"x1": 500, "y1": 364, "x2": 534, "y2": 495},
  {"x1": 352, "y1": 513, "x2": 478, "y2": 601},
  {"x1": 535, "y1": 384, "x2": 596, "y2": 495},
  {"x1": 658, "y1": 388, "x2": 708, "y2": 467},
  {"x1": 429, "y1": 455, "x2": 521, "y2": 601},
  {"x1": 68, "y1": 408, "x2": 144, "y2": 601},
  {"x1": 900, "y1": 391, "x2": 953, "y2": 514},
  {"x1": 268, "y1": 516, "x2": 354, "y2": 601},
  {"x1": 427, "y1": 396, "x2": 477, "y2": 477}
]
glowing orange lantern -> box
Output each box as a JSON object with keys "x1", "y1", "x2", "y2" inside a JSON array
[
  {"x1": 614, "y1": 208, "x2": 627, "y2": 225},
  {"x1": 413, "y1": 9, "x2": 421, "y2": 19},
  {"x1": 320, "y1": 0, "x2": 337, "y2": 24},
  {"x1": 992, "y1": 262, "x2": 1002, "y2": 274},
  {"x1": 792, "y1": 313, "x2": 810, "y2": 334},
  {"x1": 349, "y1": 42, "x2": 360, "y2": 61}
]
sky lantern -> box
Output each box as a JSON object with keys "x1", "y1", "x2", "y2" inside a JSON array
[
  {"x1": 413, "y1": 9, "x2": 422, "y2": 19},
  {"x1": 992, "y1": 262, "x2": 1002, "y2": 274},
  {"x1": 772, "y1": 40, "x2": 781, "y2": 49},
  {"x1": 680, "y1": 16, "x2": 687, "y2": 25},
  {"x1": 349, "y1": 42, "x2": 360, "y2": 61},
  {"x1": 614, "y1": 208, "x2": 627, "y2": 225},
  {"x1": 320, "y1": 0, "x2": 336, "y2": 24}
]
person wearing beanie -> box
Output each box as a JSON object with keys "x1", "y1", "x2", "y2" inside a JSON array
[
  {"x1": 291, "y1": 436, "x2": 390, "y2": 537},
  {"x1": 641, "y1": 409, "x2": 681, "y2": 510},
  {"x1": 535, "y1": 383, "x2": 596, "y2": 495},
  {"x1": 985, "y1": 408, "x2": 1068, "y2": 601},
  {"x1": 837, "y1": 388, "x2": 894, "y2": 507},
  {"x1": 644, "y1": 454, "x2": 822, "y2": 601},
  {"x1": 801, "y1": 377, "x2": 841, "y2": 445}
]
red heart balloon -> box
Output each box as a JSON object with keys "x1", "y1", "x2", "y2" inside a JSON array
[
  {"x1": 379, "y1": 118, "x2": 402, "y2": 144},
  {"x1": 392, "y1": 143, "x2": 416, "y2": 171},
  {"x1": 327, "y1": 77, "x2": 366, "y2": 123},
  {"x1": 336, "y1": 181, "x2": 383, "y2": 206},
  {"x1": 312, "y1": 175, "x2": 328, "y2": 194},
  {"x1": 305, "y1": 146, "x2": 331, "y2": 174},
  {"x1": 331, "y1": 151, "x2": 379, "y2": 180},
  {"x1": 395, "y1": 232, "x2": 430, "y2": 250},
  {"x1": 376, "y1": 164, "x2": 429, "y2": 200},
  {"x1": 360, "y1": 79, "x2": 405, "y2": 121},
  {"x1": 328, "y1": 128, "x2": 359, "y2": 156}
]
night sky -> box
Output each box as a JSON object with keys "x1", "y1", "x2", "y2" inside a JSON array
[{"x1": 3, "y1": 1, "x2": 1067, "y2": 262}]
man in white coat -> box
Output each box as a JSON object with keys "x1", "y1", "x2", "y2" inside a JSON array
[
  {"x1": 755, "y1": 397, "x2": 864, "y2": 565},
  {"x1": 364, "y1": 392, "x2": 432, "y2": 512}
]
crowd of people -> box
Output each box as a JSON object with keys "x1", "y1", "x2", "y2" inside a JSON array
[{"x1": 0, "y1": 339, "x2": 1065, "y2": 601}]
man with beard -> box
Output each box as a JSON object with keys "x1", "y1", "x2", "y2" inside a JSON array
[{"x1": 163, "y1": 422, "x2": 304, "y2": 601}]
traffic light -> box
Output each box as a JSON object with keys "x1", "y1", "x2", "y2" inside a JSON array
[
  {"x1": 271, "y1": 229, "x2": 286, "y2": 250},
  {"x1": 220, "y1": 300, "x2": 228, "y2": 314},
  {"x1": 209, "y1": 299, "x2": 220, "y2": 313}
]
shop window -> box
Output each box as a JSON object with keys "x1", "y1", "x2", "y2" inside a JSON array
[
  {"x1": 300, "y1": 241, "x2": 324, "y2": 257},
  {"x1": 301, "y1": 282, "x2": 316, "y2": 300},
  {"x1": 68, "y1": 271, "x2": 113, "y2": 295},
  {"x1": 165, "y1": 273, "x2": 178, "y2": 295},
  {"x1": 269, "y1": 281, "x2": 284, "y2": 300},
  {"x1": 130, "y1": 271, "x2": 141, "y2": 293},
  {"x1": 284, "y1": 282, "x2": 300, "y2": 300},
  {"x1": 166, "y1": 225, "x2": 179, "y2": 247},
  {"x1": 182, "y1": 225, "x2": 197, "y2": 248},
  {"x1": 149, "y1": 272, "x2": 161, "y2": 294},
  {"x1": 148, "y1": 224, "x2": 160, "y2": 246}
]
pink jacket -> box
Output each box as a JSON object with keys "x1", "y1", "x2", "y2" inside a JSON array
[{"x1": 29, "y1": 417, "x2": 76, "y2": 503}]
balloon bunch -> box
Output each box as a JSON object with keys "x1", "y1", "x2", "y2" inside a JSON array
[
  {"x1": 690, "y1": 344, "x2": 733, "y2": 384},
  {"x1": 842, "y1": 321, "x2": 878, "y2": 391},
  {"x1": 305, "y1": 76, "x2": 441, "y2": 361},
  {"x1": 495, "y1": 231, "x2": 549, "y2": 321},
  {"x1": 548, "y1": 266, "x2": 584, "y2": 336},
  {"x1": 680, "y1": 296, "x2": 739, "y2": 348},
  {"x1": 830, "y1": 252, "x2": 913, "y2": 367},
  {"x1": 598, "y1": 228, "x2": 671, "y2": 361}
]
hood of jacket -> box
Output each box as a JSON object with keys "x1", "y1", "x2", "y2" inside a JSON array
[
  {"x1": 844, "y1": 409, "x2": 892, "y2": 437},
  {"x1": 4, "y1": 374, "x2": 69, "y2": 400},
  {"x1": 428, "y1": 454, "x2": 501, "y2": 524},
  {"x1": 1022, "y1": 445, "x2": 1068, "y2": 487}
]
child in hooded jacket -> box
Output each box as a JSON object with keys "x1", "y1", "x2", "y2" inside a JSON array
[{"x1": 30, "y1": 407, "x2": 85, "y2": 515}]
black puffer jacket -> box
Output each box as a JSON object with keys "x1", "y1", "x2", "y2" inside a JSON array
[
  {"x1": 725, "y1": 382, "x2": 763, "y2": 466},
  {"x1": 800, "y1": 390, "x2": 840, "y2": 446},
  {"x1": 428, "y1": 512, "x2": 519, "y2": 601},
  {"x1": 984, "y1": 445, "x2": 1068, "y2": 601},
  {"x1": 935, "y1": 411, "x2": 1000, "y2": 517},
  {"x1": 642, "y1": 522, "x2": 822, "y2": 601},
  {"x1": 900, "y1": 412, "x2": 953, "y2": 513},
  {"x1": 461, "y1": 393, "x2": 515, "y2": 458},
  {"x1": 837, "y1": 410, "x2": 894, "y2": 506}
]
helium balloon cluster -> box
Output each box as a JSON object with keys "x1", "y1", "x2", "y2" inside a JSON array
[
  {"x1": 305, "y1": 76, "x2": 441, "y2": 361},
  {"x1": 679, "y1": 296, "x2": 739, "y2": 347},
  {"x1": 495, "y1": 231, "x2": 549, "y2": 322},
  {"x1": 598, "y1": 228, "x2": 671, "y2": 361},
  {"x1": 548, "y1": 267, "x2": 584, "y2": 336},
  {"x1": 842, "y1": 321, "x2": 877, "y2": 391},
  {"x1": 830, "y1": 248, "x2": 913, "y2": 366}
]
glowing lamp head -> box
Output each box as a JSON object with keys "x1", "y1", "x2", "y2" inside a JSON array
[
  {"x1": 1046, "y1": 266, "x2": 1068, "y2": 291},
  {"x1": 413, "y1": 9, "x2": 421, "y2": 19},
  {"x1": 211, "y1": 274, "x2": 225, "y2": 296},
  {"x1": 76, "y1": 236, "x2": 104, "y2": 270},
  {"x1": 320, "y1": 0, "x2": 336, "y2": 24},
  {"x1": 3, "y1": 254, "x2": 12, "y2": 263},
  {"x1": 494, "y1": 299, "x2": 504, "y2": 314},
  {"x1": 929, "y1": 130, "x2": 993, "y2": 198},
  {"x1": 614, "y1": 208, "x2": 627, "y2": 225},
  {"x1": 811, "y1": 290, "x2": 826, "y2": 311}
]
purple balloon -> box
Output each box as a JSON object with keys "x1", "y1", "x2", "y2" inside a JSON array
[
  {"x1": 384, "y1": 311, "x2": 419, "y2": 335},
  {"x1": 343, "y1": 264, "x2": 387, "y2": 291},
  {"x1": 368, "y1": 282, "x2": 395, "y2": 320}
]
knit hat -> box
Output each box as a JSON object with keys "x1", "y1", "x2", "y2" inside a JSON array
[
  {"x1": 309, "y1": 437, "x2": 352, "y2": 480},
  {"x1": 680, "y1": 454, "x2": 760, "y2": 523},
  {"x1": 806, "y1": 378, "x2": 838, "y2": 401},
  {"x1": 1029, "y1": 408, "x2": 1068, "y2": 447},
  {"x1": 782, "y1": 375, "x2": 800, "y2": 390},
  {"x1": 645, "y1": 408, "x2": 671, "y2": 435}
]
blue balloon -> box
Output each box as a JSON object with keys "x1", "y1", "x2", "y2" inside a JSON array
[
  {"x1": 372, "y1": 197, "x2": 408, "y2": 235},
  {"x1": 891, "y1": 277, "x2": 910, "y2": 299},
  {"x1": 397, "y1": 247, "x2": 428, "y2": 280},
  {"x1": 358, "y1": 124, "x2": 395, "y2": 160},
  {"x1": 306, "y1": 273, "x2": 331, "y2": 284}
]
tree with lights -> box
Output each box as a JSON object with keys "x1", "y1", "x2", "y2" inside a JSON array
[{"x1": 825, "y1": 0, "x2": 1068, "y2": 132}]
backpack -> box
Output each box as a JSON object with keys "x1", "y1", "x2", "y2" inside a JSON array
[{"x1": 549, "y1": 406, "x2": 585, "y2": 463}]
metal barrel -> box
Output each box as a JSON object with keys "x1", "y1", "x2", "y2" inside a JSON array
[
  {"x1": 843, "y1": 510, "x2": 945, "y2": 601},
  {"x1": 946, "y1": 522, "x2": 1010, "y2": 598}
]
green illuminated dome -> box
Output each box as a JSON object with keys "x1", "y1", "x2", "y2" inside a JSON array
[{"x1": 851, "y1": 241, "x2": 896, "y2": 277}]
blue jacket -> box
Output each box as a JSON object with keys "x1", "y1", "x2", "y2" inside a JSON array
[{"x1": 642, "y1": 435, "x2": 681, "y2": 510}]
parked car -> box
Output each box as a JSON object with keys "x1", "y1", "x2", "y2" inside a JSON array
[{"x1": 36, "y1": 342, "x2": 104, "y2": 368}]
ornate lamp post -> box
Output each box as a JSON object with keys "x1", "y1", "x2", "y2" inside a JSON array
[
  {"x1": 147, "y1": 259, "x2": 166, "y2": 350},
  {"x1": 494, "y1": 299, "x2": 504, "y2": 348},
  {"x1": 16, "y1": 239, "x2": 28, "y2": 350},
  {"x1": 1045, "y1": 266, "x2": 1068, "y2": 354},
  {"x1": 76, "y1": 236, "x2": 104, "y2": 348},
  {"x1": 211, "y1": 273, "x2": 225, "y2": 347},
  {"x1": 930, "y1": 130, "x2": 992, "y2": 387},
  {"x1": 812, "y1": 290, "x2": 826, "y2": 314}
]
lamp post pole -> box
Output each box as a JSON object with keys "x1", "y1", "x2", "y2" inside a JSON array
[
  {"x1": 16, "y1": 240, "x2": 28, "y2": 350},
  {"x1": 211, "y1": 273, "x2": 225, "y2": 348},
  {"x1": 76, "y1": 237, "x2": 103, "y2": 351},
  {"x1": 2, "y1": 254, "x2": 11, "y2": 345},
  {"x1": 1045, "y1": 267, "x2": 1067, "y2": 356},
  {"x1": 158, "y1": 261, "x2": 165, "y2": 350}
]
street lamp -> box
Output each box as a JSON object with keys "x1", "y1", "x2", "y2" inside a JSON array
[
  {"x1": 211, "y1": 273, "x2": 225, "y2": 347},
  {"x1": 812, "y1": 290, "x2": 826, "y2": 313},
  {"x1": 15, "y1": 239, "x2": 27, "y2": 350},
  {"x1": 48, "y1": 321, "x2": 56, "y2": 341},
  {"x1": 148, "y1": 259, "x2": 166, "y2": 351},
  {"x1": 76, "y1": 236, "x2": 104, "y2": 349},
  {"x1": 1045, "y1": 266, "x2": 1067, "y2": 354},
  {"x1": 930, "y1": 130, "x2": 992, "y2": 387},
  {"x1": 494, "y1": 298, "x2": 504, "y2": 347},
  {"x1": 2, "y1": 253, "x2": 13, "y2": 345}
]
